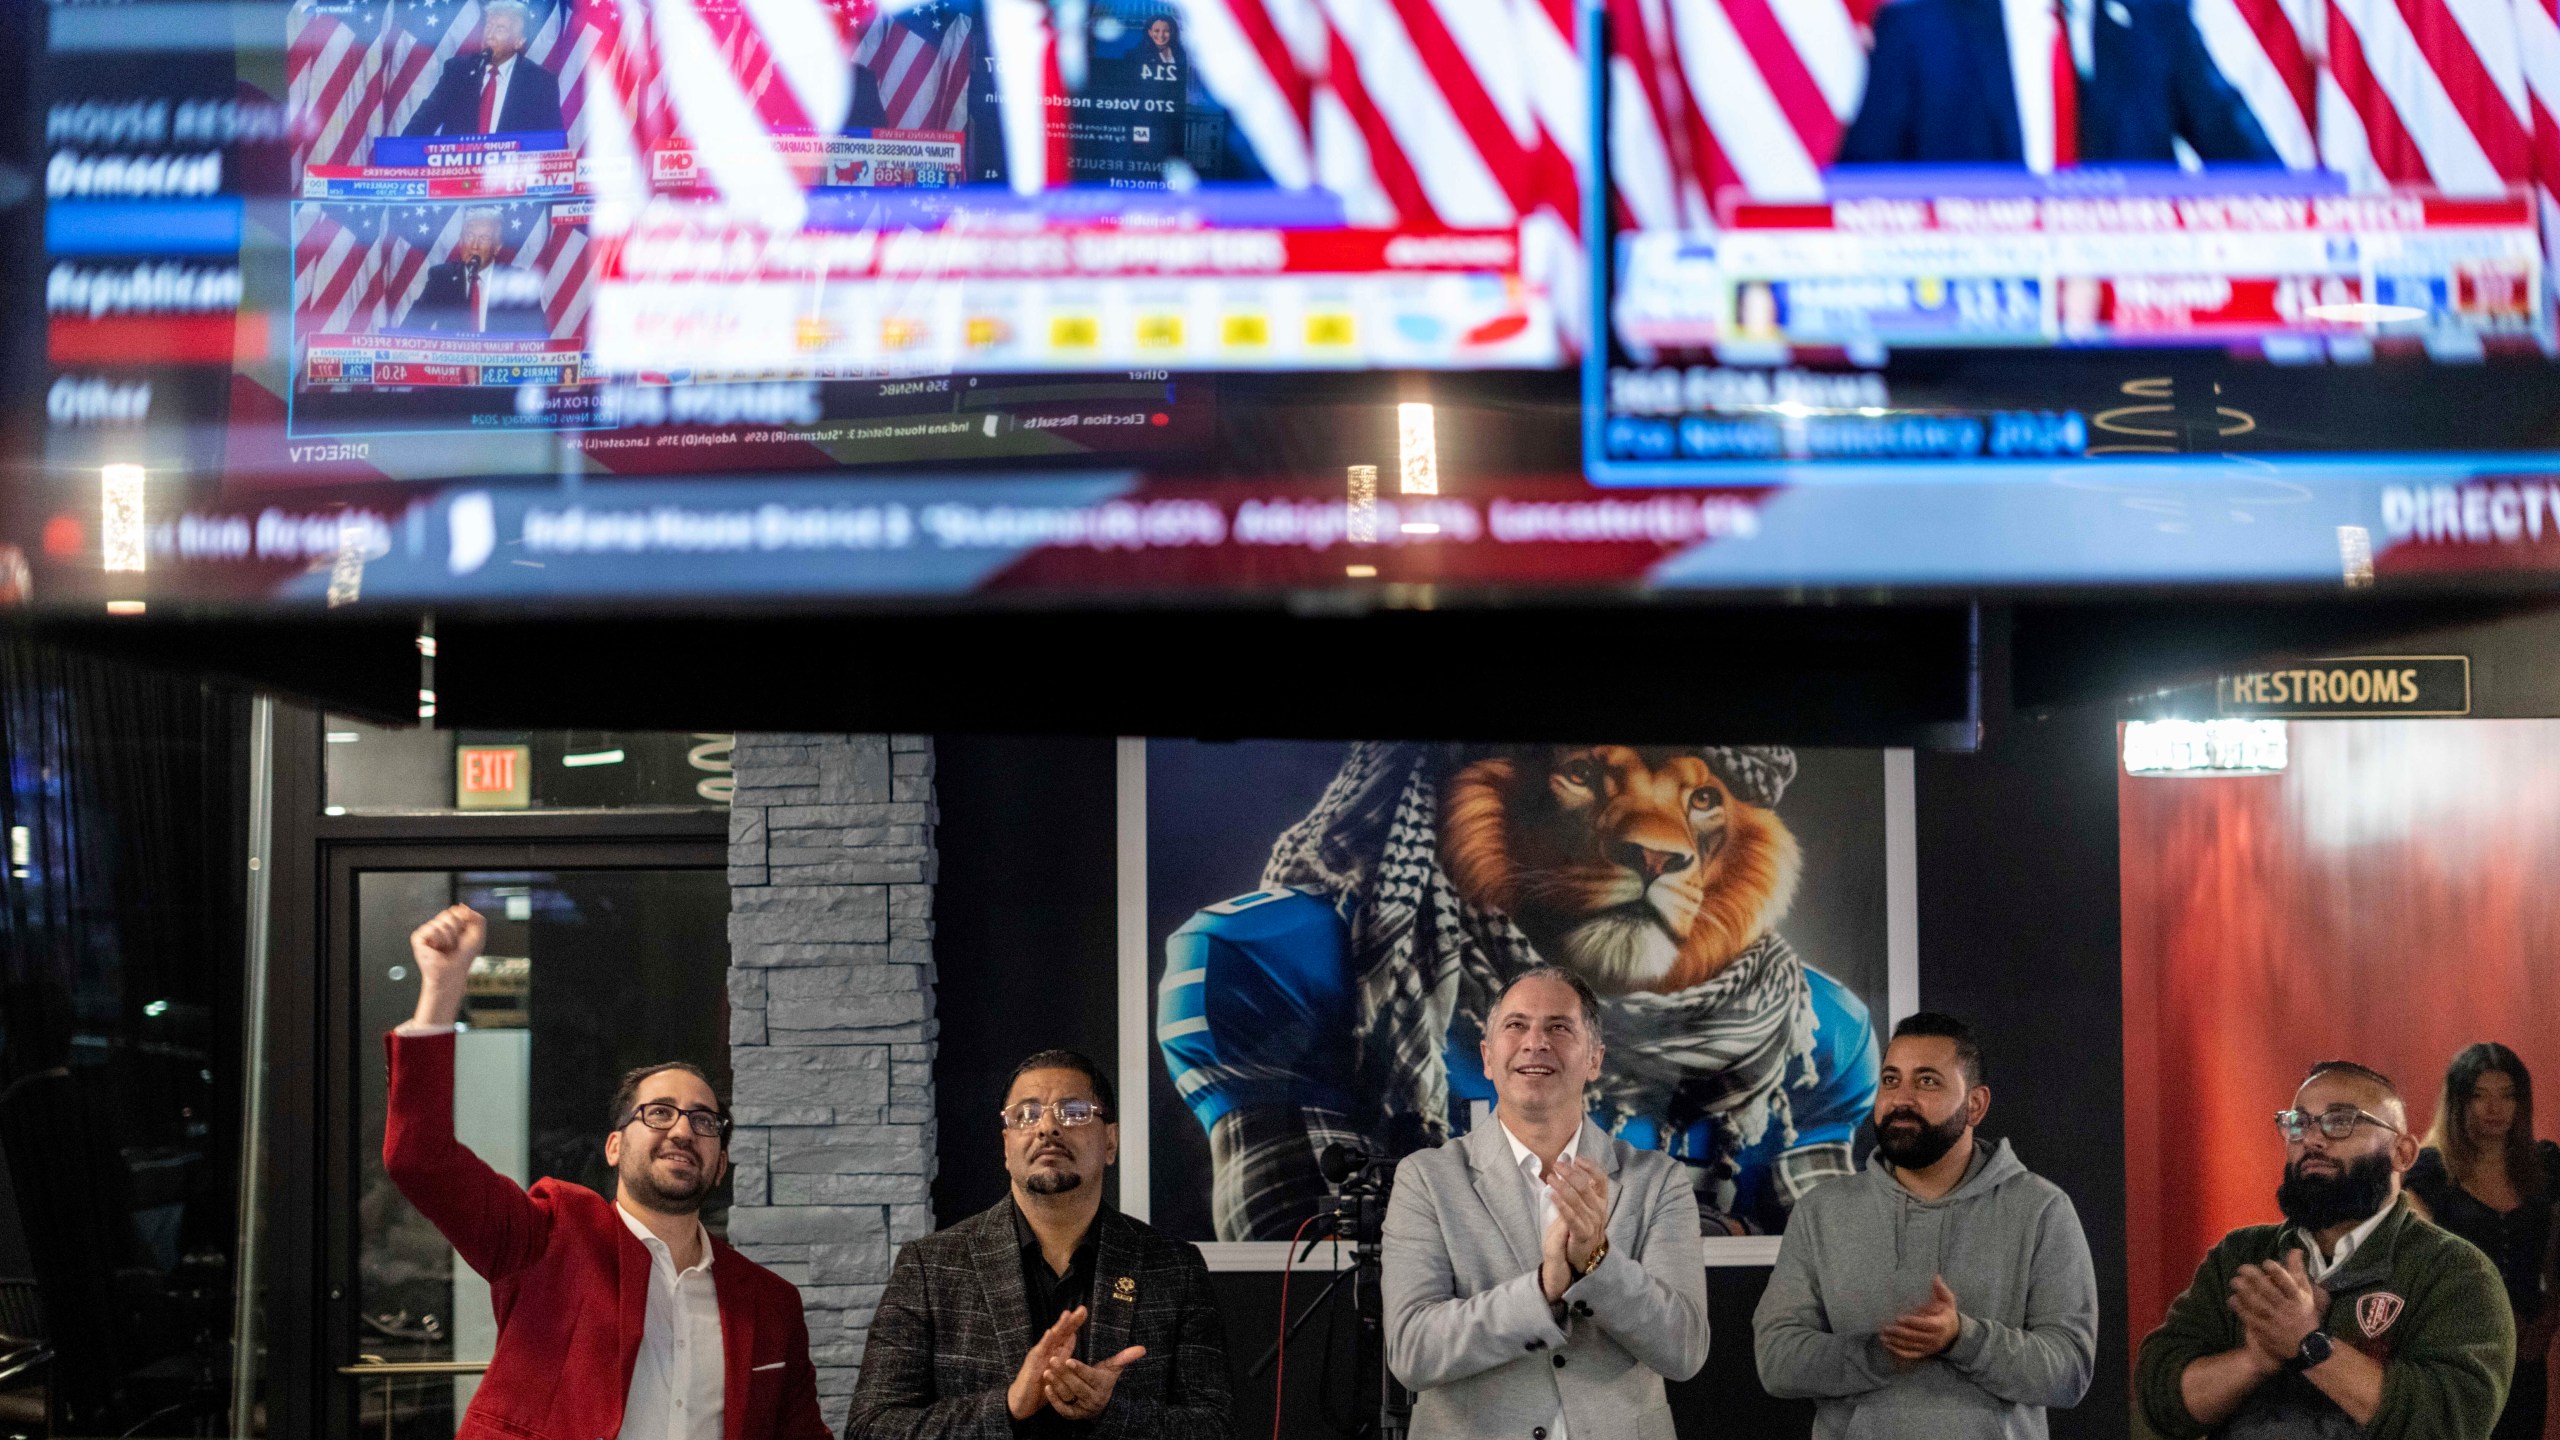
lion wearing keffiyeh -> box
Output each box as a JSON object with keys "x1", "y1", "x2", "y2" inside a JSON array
[{"x1": 1157, "y1": 742, "x2": 1880, "y2": 1241}]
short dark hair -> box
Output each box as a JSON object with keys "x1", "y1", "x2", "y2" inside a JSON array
[
  {"x1": 1008, "y1": 1048, "x2": 1116, "y2": 1116},
  {"x1": 1493, "y1": 965, "x2": 1605, "y2": 1042},
  {"x1": 608, "y1": 1061, "x2": 722, "y2": 1144},
  {"x1": 1889, "y1": 1012, "x2": 1984, "y2": 1088},
  {"x1": 2303, "y1": 1058, "x2": 2400, "y2": 1099}
]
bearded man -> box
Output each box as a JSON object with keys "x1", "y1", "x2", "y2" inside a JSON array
[
  {"x1": 1157, "y1": 741, "x2": 1879, "y2": 1241},
  {"x1": 848, "y1": 1049, "x2": 1231, "y2": 1439},
  {"x1": 386, "y1": 905, "x2": 830, "y2": 1440},
  {"x1": 2136, "y1": 1060, "x2": 2516, "y2": 1440},
  {"x1": 1755, "y1": 1012, "x2": 2097, "y2": 1438}
]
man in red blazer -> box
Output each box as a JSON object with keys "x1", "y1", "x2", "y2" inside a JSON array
[{"x1": 386, "y1": 904, "x2": 832, "y2": 1440}]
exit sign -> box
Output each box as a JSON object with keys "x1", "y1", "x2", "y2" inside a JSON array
[{"x1": 456, "y1": 745, "x2": 531, "y2": 809}]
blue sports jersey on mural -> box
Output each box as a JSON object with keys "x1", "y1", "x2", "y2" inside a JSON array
[{"x1": 1154, "y1": 741, "x2": 1882, "y2": 1240}]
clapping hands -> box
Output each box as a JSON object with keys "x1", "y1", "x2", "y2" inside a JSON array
[
  {"x1": 1537, "y1": 1156, "x2": 1610, "y2": 1301},
  {"x1": 2228, "y1": 1250, "x2": 2329, "y2": 1369},
  {"x1": 1880, "y1": 1276, "x2": 1963, "y2": 1364},
  {"x1": 1005, "y1": 1305, "x2": 1146, "y2": 1422}
]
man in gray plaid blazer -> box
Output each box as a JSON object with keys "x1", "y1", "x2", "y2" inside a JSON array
[
  {"x1": 846, "y1": 1049, "x2": 1231, "y2": 1439},
  {"x1": 1383, "y1": 966, "x2": 1711, "y2": 1440}
]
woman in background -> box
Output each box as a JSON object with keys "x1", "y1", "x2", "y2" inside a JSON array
[{"x1": 2409, "y1": 1043, "x2": 2560, "y2": 1440}]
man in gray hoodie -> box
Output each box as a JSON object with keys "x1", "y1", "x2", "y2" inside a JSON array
[{"x1": 1754, "y1": 1011, "x2": 2099, "y2": 1439}]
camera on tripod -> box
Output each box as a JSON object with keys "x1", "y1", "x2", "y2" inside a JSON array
[
  {"x1": 1250, "y1": 1141, "x2": 1413, "y2": 1439},
  {"x1": 1317, "y1": 1141, "x2": 1396, "y2": 1246}
]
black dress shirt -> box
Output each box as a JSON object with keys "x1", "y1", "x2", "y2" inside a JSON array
[{"x1": 1012, "y1": 1201, "x2": 1101, "y2": 1439}]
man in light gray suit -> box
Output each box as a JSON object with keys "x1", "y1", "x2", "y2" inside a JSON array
[{"x1": 1381, "y1": 965, "x2": 1711, "y2": 1440}]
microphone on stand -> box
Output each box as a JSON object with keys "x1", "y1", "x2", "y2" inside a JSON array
[{"x1": 1320, "y1": 1141, "x2": 1368, "y2": 1186}]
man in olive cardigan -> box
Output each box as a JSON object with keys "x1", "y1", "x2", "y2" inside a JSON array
[{"x1": 2136, "y1": 1060, "x2": 2514, "y2": 1440}]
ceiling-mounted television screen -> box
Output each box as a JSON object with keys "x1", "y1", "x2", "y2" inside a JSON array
[
  {"x1": 285, "y1": 0, "x2": 1578, "y2": 410},
  {"x1": 1585, "y1": 0, "x2": 2560, "y2": 585},
  {"x1": 7, "y1": 0, "x2": 1621, "y2": 609},
  {"x1": 19, "y1": 0, "x2": 2560, "y2": 608},
  {"x1": 24, "y1": 0, "x2": 1589, "y2": 500}
]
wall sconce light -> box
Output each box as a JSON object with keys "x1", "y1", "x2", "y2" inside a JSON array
[
  {"x1": 1346, "y1": 464, "x2": 1378, "y2": 544},
  {"x1": 2122, "y1": 719, "x2": 2288, "y2": 776},
  {"x1": 102, "y1": 463, "x2": 145, "y2": 573},
  {"x1": 1397, "y1": 403, "x2": 1437, "y2": 496}
]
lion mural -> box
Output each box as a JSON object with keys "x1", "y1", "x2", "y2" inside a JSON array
[{"x1": 1156, "y1": 741, "x2": 1879, "y2": 1240}]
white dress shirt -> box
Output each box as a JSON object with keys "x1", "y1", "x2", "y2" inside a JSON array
[
  {"x1": 616, "y1": 1202, "x2": 725, "y2": 1440},
  {"x1": 2297, "y1": 1202, "x2": 2393, "y2": 1284},
  {"x1": 1500, "y1": 1118, "x2": 1585, "y2": 1440},
  {"x1": 2001, "y1": 0, "x2": 2094, "y2": 172}
]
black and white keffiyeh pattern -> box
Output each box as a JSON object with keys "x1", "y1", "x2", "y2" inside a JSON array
[{"x1": 1248, "y1": 741, "x2": 1823, "y2": 1219}]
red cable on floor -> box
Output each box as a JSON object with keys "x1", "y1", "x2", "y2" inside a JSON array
[{"x1": 1274, "y1": 1214, "x2": 1324, "y2": 1440}]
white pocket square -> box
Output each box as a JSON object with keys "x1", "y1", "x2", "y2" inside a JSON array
[{"x1": 752, "y1": 1362, "x2": 785, "y2": 1372}]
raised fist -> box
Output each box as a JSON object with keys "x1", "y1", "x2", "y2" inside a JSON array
[{"x1": 407, "y1": 905, "x2": 486, "y2": 1028}]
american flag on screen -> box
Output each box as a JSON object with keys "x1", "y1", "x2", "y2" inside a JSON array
[
  {"x1": 287, "y1": 2, "x2": 602, "y2": 344},
  {"x1": 294, "y1": 203, "x2": 389, "y2": 333},
  {"x1": 573, "y1": 0, "x2": 865, "y2": 229},
  {"x1": 1605, "y1": 0, "x2": 1870, "y2": 219},
  {"x1": 292, "y1": 201, "x2": 591, "y2": 339},
  {"x1": 1175, "y1": 0, "x2": 1591, "y2": 331},
  {"x1": 288, "y1": 3, "x2": 386, "y2": 174},
  {"x1": 855, "y1": 3, "x2": 977, "y2": 130},
  {"x1": 1603, "y1": 0, "x2": 2560, "y2": 226},
  {"x1": 1175, "y1": 0, "x2": 1584, "y2": 232},
  {"x1": 288, "y1": 0, "x2": 606, "y2": 169},
  {"x1": 578, "y1": 0, "x2": 1587, "y2": 238}
]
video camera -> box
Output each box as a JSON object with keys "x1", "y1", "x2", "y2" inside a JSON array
[
  {"x1": 1248, "y1": 1140, "x2": 1410, "y2": 1438},
  {"x1": 1316, "y1": 1141, "x2": 1396, "y2": 1248}
]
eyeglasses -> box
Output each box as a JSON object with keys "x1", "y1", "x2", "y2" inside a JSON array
[
  {"x1": 623, "y1": 1102, "x2": 733, "y2": 1142},
  {"x1": 2274, "y1": 1105, "x2": 2402, "y2": 1143},
  {"x1": 1000, "y1": 1098, "x2": 1109, "y2": 1131}
]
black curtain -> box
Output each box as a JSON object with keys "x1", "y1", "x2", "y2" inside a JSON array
[{"x1": 0, "y1": 634, "x2": 251, "y2": 1434}]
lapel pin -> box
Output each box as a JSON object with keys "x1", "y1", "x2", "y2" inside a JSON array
[{"x1": 1111, "y1": 1275, "x2": 1137, "y2": 1303}]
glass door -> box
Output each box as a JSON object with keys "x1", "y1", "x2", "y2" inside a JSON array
[{"x1": 339, "y1": 864, "x2": 730, "y2": 1440}]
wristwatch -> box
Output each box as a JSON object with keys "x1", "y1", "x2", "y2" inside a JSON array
[{"x1": 2284, "y1": 1329, "x2": 2334, "y2": 1373}]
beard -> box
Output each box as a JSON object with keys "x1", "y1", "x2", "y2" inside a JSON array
[
  {"x1": 620, "y1": 1141, "x2": 715, "y2": 1215},
  {"x1": 1023, "y1": 1167, "x2": 1083, "y2": 1196},
  {"x1": 2277, "y1": 1151, "x2": 2395, "y2": 1232},
  {"x1": 1875, "y1": 1105, "x2": 1968, "y2": 1170}
]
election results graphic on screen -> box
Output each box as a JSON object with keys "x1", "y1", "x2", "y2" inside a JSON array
[
  {"x1": 573, "y1": 0, "x2": 1579, "y2": 378},
  {"x1": 269, "y1": 0, "x2": 1584, "y2": 449},
  {"x1": 38, "y1": 0, "x2": 2560, "y2": 606}
]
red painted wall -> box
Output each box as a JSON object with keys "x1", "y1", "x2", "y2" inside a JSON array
[{"x1": 2121, "y1": 720, "x2": 2560, "y2": 1435}]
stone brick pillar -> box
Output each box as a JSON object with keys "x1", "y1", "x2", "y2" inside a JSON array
[{"x1": 722, "y1": 734, "x2": 938, "y2": 1429}]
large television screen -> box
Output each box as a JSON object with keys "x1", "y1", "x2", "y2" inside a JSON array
[
  {"x1": 281, "y1": 0, "x2": 1578, "y2": 416},
  {"x1": 7, "y1": 0, "x2": 1614, "y2": 607},
  {"x1": 1586, "y1": 0, "x2": 2560, "y2": 584},
  {"x1": 15, "y1": 0, "x2": 2560, "y2": 608},
  {"x1": 24, "y1": 0, "x2": 1584, "y2": 491}
]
